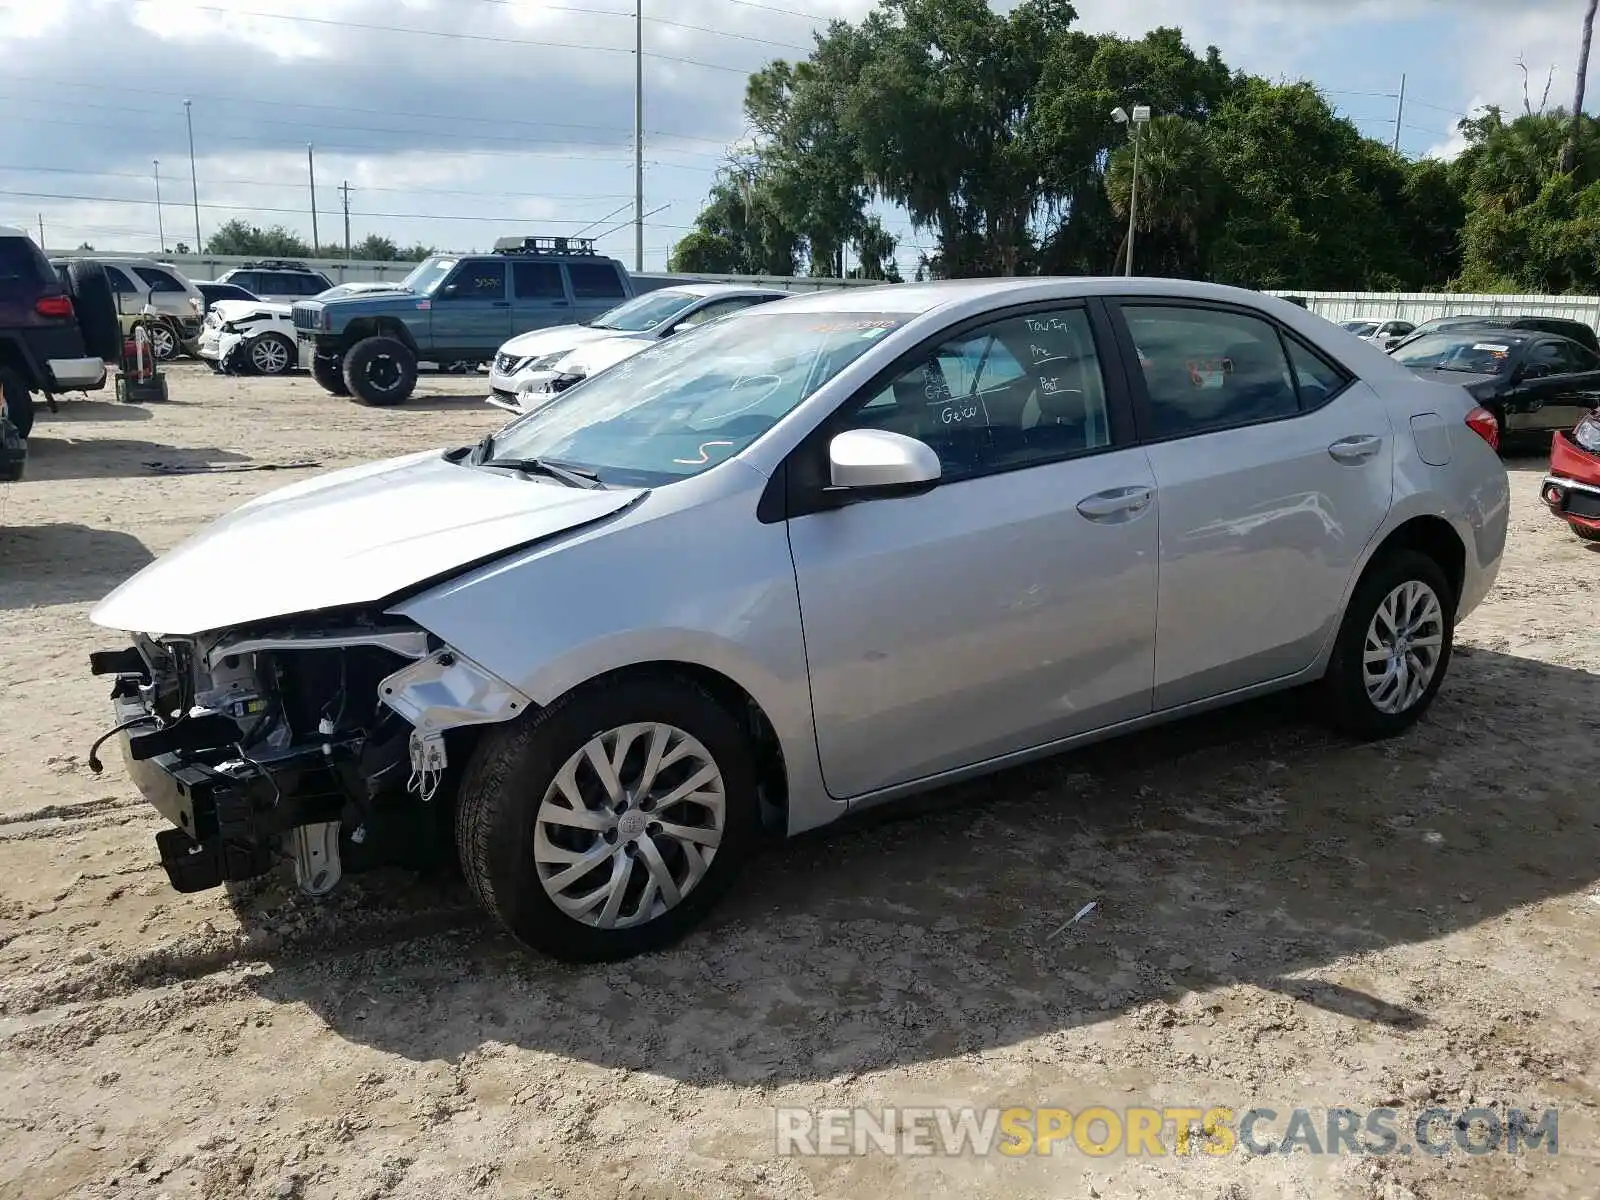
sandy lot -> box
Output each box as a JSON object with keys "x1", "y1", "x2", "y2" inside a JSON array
[{"x1": 0, "y1": 364, "x2": 1597, "y2": 1200}]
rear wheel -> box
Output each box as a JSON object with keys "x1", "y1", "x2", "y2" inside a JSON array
[
  {"x1": 1, "y1": 368, "x2": 34, "y2": 438},
  {"x1": 343, "y1": 335, "x2": 417, "y2": 406},
  {"x1": 310, "y1": 353, "x2": 348, "y2": 396},
  {"x1": 248, "y1": 333, "x2": 295, "y2": 376},
  {"x1": 145, "y1": 321, "x2": 178, "y2": 362},
  {"x1": 456, "y1": 675, "x2": 757, "y2": 962},
  {"x1": 1320, "y1": 549, "x2": 1454, "y2": 739}
]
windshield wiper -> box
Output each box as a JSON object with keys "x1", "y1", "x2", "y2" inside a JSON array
[{"x1": 482, "y1": 456, "x2": 606, "y2": 489}]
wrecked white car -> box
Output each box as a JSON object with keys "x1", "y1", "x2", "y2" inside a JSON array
[{"x1": 89, "y1": 279, "x2": 1507, "y2": 962}]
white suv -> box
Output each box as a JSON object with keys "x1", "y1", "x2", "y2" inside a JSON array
[{"x1": 215, "y1": 262, "x2": 335, "y2": 303}]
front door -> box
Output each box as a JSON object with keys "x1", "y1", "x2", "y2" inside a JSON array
[
  {"x1": 1509, "y1": 337, "x2": 1600, "y2": 432},
  {"x1": 430, "y1": 261, "x2": 511, "y2": 354},
  {"x1": 1109, "y1": 300, "x2": 1395, "y2": 710},
  {"x1": 786, "y1": 302, "x2": 1159, "y2": 800}
]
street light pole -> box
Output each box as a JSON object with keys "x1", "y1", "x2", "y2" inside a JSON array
[
  {"x1": 153, "y1": 159, "x2": 166, "y2": 254},
  {"x1": 184, "y1": 99, "x2": 201, "y2": 252},
  {"x1": 1111, "y1": 104, "x2": 1152, "y2": 276}
]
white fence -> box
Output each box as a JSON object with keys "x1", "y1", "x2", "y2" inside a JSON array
[
  {"x1": 42, "y1": 249, "x2": 882, "y2": 292},
  {"x1": 1267, "y1": 290, "x2": 1600, "y2": 329}
]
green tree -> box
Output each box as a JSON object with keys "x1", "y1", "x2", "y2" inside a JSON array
[
  {"x1": 205, "y1": 219, "x2": 312, "y2": 257},
  {"x1": 354, "y1": 234, "x2": 400, "y2": 261}
]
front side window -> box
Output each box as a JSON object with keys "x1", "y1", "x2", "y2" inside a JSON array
[
  {"x1": 1122, "y1": 305, "x2": 1300, "y2": 439},
  {"x1": 589, "y1": 289, "x2": 698, "y2": 332},
  {"x1": 838, "y1": 306, "x2": 1112, "y2": 481},
  {"x1": 135, "y1": 267, "x2": 186, "y2": 293},
  {"x1": 569, "y1": 261, "x2": 626, "y2": 300},
  {"x1": 486, "y1": 311, "x2": 910, "y2": 487},
  {"x1": 445, "y1": 262, "x2": 506, "y2": 300}
]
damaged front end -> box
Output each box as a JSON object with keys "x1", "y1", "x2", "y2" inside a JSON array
[{"x1": 89, "y1": 616, "x2": 531, "y2": 896}]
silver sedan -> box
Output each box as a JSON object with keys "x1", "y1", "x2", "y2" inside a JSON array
[{"x1": 90, "y1": 277, "x2": 1510, "y2": 961}]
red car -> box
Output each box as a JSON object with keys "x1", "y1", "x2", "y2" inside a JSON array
[{"x1": 1542, "y1": 408, "x2": 1600, "y2": 542}]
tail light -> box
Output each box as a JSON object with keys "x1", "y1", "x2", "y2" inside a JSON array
[
  {"x1": 1464, "y1": 406, "x2": 1500, "y2": 452},
  {"x1": 35, "y1": 294, "x2": 74, "y2": 319}
]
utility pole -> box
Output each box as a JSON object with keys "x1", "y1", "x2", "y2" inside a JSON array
[
  {"x1": 340, "y1": 181, "x2": 352, "y2": 259},
  {"x1": 184, "y1": 99, "x2": 202, "y2": 252},
  {"x1": 1392, "y1": 73, "x2": 1406, "y2": 154},
  {"x1": 634, "y1": 0, "x2": 644, "y2": 272},
  {"x1": 153, "y1": 159, "x2": 166, "y2": 254},
  {"x1": 307, "y1": 144, "x2": 320, "y2": 252},
  {"x1": 37, "y1": 214, "x2": 44, "y2": 251}
]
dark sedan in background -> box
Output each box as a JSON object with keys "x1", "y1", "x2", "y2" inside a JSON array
[{"x1": 1390, "y1": 326, "x2": 1600, "y2": 438}]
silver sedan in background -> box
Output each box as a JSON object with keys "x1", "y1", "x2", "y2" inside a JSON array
[{"x1": 90, "y1": 277, "x2": 1509, "y2": 962}]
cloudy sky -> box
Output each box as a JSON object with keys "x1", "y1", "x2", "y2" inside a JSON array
[{"x1": 0, "y1": 0, "x2": 1592, "y2": 274}]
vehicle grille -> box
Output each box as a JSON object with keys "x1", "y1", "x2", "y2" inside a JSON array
[
  {"x1": 494, "y1": 352, "x2": 518, "y2": 375},
  {"x1": 291, "y1": 306, "x2": 317, "y2": 331}
]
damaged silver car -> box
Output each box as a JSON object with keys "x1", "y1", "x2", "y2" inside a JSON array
[{"x1": 89, "y1": 278, "x2": 1509, "y2": 962}]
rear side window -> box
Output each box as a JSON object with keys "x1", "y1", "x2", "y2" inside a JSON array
[
  {"x1": 135, "y1": 267, "x2": 187, "y2": 293},
  {"x1": 568, "y1": 261, "x2": 626, "y2": 300},
  {"x1": 1284, "y1": 336, "x2": 1351, "y2": 409},
  {"x1": 513, "y1": 261, "x2": 565, "y2": 299},
  {"x1": 1122, "y1": 305, "x2": 1301, "y2": 439},
  {"x1": 105, "y1": 267, "x2": 137, "y2": 294},
  {"x1": 0, "y1": 237, "x2": 50, "y2": 297}
]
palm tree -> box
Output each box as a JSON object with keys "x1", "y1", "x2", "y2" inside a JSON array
[{"x1": 1104, "y1": 115, "x2": 1220, "y2": 276}]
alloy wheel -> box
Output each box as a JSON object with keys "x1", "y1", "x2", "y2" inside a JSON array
[
  {"x1": 533, "y1": 722, "x2": 726, "y2": 929},
  {"x1": 147, "y1": 324, "x2": 176, "y2": 360},
  {"x1": 250, "y1": 337, "x2": 291, "y2": 374},
  {"x1": 1362, "y1": 579, "x2": 1445, "y2": 715}
]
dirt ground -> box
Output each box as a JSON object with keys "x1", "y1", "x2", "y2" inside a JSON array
[{"x1": 0, "y1": 363, "x2": 1597, "y2": 1200}]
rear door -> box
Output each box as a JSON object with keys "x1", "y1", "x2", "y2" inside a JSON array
[
  {"x1": 566, "y1": 260, "x2": 628, "y2": 323},
  {"x1": 510, "y1": 260, "x2": 572, "y2": 334},
  {"x1": 1107, "y1": 299, "x2": 1394, "y2": 709},
  {"x1": 430, "y1": 260, "x2": 511, "y2": 354}
]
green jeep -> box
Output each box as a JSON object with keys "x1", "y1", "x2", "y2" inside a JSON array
[{"x1": 291, "y1": 237, "x2": 634, "y2": 406}]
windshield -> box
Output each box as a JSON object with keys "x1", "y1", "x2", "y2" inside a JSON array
[
  {"x1": 1391, "y1": 334, "x2": 1517, "y2": 375},
  {"x1": 400, "y1": 257, "x2": 457, "y2": 296},
  {"x1": 590, "y1": 289, "x2": 699, "y2": 332},
  {"x1": 487, "y1": 311, "x2": 910, "y2": 486},
  {"x1": 1341, "y1": 321, "x2": 1380, "y2": 336}
]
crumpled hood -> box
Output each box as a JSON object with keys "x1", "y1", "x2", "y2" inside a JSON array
[
  {"x1": 499, "y1": 324, "x2": 617, "y2": 360},
  {"x1": 210, "y1": 298, "x2": 291, "y2": 322},
  {"x1": 91, "y1": 449, "x2": 643, "y2": 637}
]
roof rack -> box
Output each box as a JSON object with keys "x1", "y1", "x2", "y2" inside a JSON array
[
  {"x1": 492, "y1": 236, "x2": 598, "y2": 257},
  {"x1": 240, "y1": 259, "x2": 315, "y2": 271}
]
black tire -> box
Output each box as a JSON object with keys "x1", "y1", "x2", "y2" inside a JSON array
[
  {"x1": 65, "y1": 261, "x2": 122, "y2": 362},
  {"x1": 342, "y1": 335, "x2": 417, "y2": 406},
  {"x1": 311, "y1": 353, "x2": 348, "y2": 395},
  {"x1": 1, "y1": 369, "x2": 34, "y2": 438},
  {"x1": 1320, "y1": 549, "x2": 1455, "y2": 739},
  {"x1": 247, "y1": 332, "x2": 296, "y2": 376},
  {"x1": 1571, "y1": 522, "x2": 1600, "y2": 543},
  {"x1": 456, "y1": 674, "x2": 758, "y2": 962}
]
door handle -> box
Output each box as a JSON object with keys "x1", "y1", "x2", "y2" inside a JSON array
[
  {"x1": 1328, "y1": 434, "x2": 1383, "y2": 464},
  {"x1": 1076, "y1": 485, "x2": 1152, "y2": 520}
]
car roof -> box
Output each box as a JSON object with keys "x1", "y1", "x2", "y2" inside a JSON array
[
  {"x1": 763, "y1": 276, "x2": 1309, "y2": 316},
  {"x1": 656, "y1": 283, "x2": 788, "y2": 299},
  {"x1": 1405, "y1": 324, "x2": 1532, "y2": 344}
]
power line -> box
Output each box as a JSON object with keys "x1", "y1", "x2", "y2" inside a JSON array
[
  {"x1": 190, "y1": 5, "x2": 759, "y2": 74},
  {"x1": 465, "y1": 0, "x2": 814, "y2": 51}
]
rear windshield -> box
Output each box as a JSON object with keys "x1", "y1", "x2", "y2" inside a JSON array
[{"x1": 0, "y1": 236, "x2": 51, "y2": 297}]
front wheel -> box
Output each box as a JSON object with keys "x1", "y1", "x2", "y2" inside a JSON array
[
  {"x1": 1570, "y1": 521, "x2": 1600, "y2": 543},
  {"x1": 248, "y1": 333, "x2": 295, "y2": 376},
  {"x1": 456, "y1": 675, "x2": 758, "y2": 962},
  {"x1": 1, "y1": 369, "x2": 34, "y2": 438},
  {"x1": 310, "y1": 353, "x2": 348, "y2": 395},
  {"x1": 1320, "y1": 550, "x2": 1454, "y2": 739},
  {"x1": 343, "y1": 335, "x2": 417, "y2": 406}
]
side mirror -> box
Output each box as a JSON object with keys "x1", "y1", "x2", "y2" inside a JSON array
[
  {"x1": 827, "y1": 428, "x2": 941, "y2": 492},
  {"x1": 440, "y1": 282, "x2": 460, "y2": 298},
  {"x1": 1519, "y1": 362, "x2": 1552, "y2": 382}
]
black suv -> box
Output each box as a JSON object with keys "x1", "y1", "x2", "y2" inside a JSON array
[
  {"x1": 0, "y1": 226, "x2": 121, "y2": 478},
  {"x1": 216, "y1": 260, "x2": 335, "y2": 302}
]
